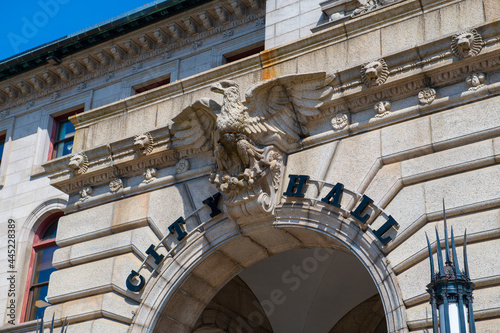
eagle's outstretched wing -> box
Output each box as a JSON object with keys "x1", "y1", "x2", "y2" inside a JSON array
[
  {"x1": 170, "y1": 98, "x2": 220, "y2": 152},
  {"x1": 243, "y1": 72, "x2": 335, "y2": 143}
]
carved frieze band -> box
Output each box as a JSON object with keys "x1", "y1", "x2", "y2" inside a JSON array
[
  {"x1": 321, "y1": 49, "x2": 500, "y2": 116},
  {"x1": 49, "y1": 127, "x2": 211, "y2": 195},
  {"x1": 0, "y1": 1, "x2": 265, "y2": 109}
]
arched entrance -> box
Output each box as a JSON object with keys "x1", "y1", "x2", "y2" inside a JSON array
[
  {"x1": 129, "y1": 206, "x2": 407, "y2": 333},
  {"x1": 193, "y1": 247, "x2": 386, "y2": 333}
]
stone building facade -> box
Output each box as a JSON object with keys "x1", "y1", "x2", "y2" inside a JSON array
[{"x1": 0, "y1": 0, "x2": 499, "y2": 332}]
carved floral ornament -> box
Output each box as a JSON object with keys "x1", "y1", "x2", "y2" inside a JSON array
[
  {"x1": 331, "y1": 113, "x2": 349, "y2": 130},
  {"x1": 143, "y1": 168, "x2": 157, "y2": 184},
  {"x1": 176, "y1": 159, "x2": 190, "y2": 174},
  {"x1": 418, "y1": 88, "x2": 436, "y2": 104},
  {"x1": 79, "y1": 186, "x2": 93, "y2": 201}
]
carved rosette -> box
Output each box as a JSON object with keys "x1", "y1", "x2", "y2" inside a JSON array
[
  {"x1": 331, "y1": 113, "x2": 349, "y2": 130},
  {"x1": 77, "y1": 82, "x2": 87, "y2": 92},
  {"x1": 105, "y1": 73, "x2": 114, "y2": 81},
  {"x1": 211, "y1": 146, "x2": 284, "y2": 223},
  {"x1": 0, "y1": 110, "x2": 9, "y2": 120},
  {"x1": 418, "y1": 88, "x2": 436, "y2": 104}
]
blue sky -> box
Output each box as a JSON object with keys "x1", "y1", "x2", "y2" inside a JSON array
[{"x1": 0, "y1": 0, "x2": 156, "y2": 61}]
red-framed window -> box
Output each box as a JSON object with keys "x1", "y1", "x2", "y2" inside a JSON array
[
  {"x1": 48, "y1": 109, "x2": 83, "y2": 160},
  {"x1": 134, "y1": 77, "x2": 171, "y2": 94},
  {"x1": 0, "y1": 134, "x2": 5, "y2": 166},
  {"x1": 224, "y1": 44, "x2": 265, "y2": 64},
  {"x1": 21, "y1": 213, "x2": 62, "y2": 322}
]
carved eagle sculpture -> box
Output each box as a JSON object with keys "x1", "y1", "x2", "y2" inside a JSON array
[{"x1": 171, "y1": 72, "x2": 334, "y2": 193}]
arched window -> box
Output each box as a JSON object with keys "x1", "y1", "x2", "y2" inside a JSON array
[{"x1": 22, "y1": 213, "x2": 62, "y2": 322}]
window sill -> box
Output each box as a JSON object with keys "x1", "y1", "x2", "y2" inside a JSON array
[
  {"x1": 0, "y1": 320, "x2": 37, "y2": 332},
  {"x1": 31, "y1": 164, "x2": 46, "y2": 178}
]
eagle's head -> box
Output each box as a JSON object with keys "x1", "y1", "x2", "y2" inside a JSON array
[{"x1": 211, "y1": 80, "x2": 241, "y2": 104}]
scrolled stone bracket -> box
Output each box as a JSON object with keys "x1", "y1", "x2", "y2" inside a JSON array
[{"x1": 217, "y1": 146, "x2": 284, "y2": 224}]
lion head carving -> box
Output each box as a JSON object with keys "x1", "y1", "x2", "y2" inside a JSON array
[
  {"x1": 133, "y1": 132, "x2": 154, "y2": 155},
  {"x1": 68, "y1": 152, "x2": 89, "y2": 175},
  {"x1": 361, "y1": 59, "x2": 389, "y2": 87},
  {"x1": 451, "y1": 29, "x2": 483, "y2": 59}
]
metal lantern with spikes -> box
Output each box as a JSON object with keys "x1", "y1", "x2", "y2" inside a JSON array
[
  {"x1": 36, "y1": 314, "x2": 69, "y2": 333},
  {"x1": 426, "y1": 201, "x2": 475, "y2": 333}
]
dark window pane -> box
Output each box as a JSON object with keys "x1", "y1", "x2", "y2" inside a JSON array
[
  {"x1": 0, "y1": 137, "x2": 4, "y2": 164},
  {"x1": 54, "y1": 141, "x2": 73, "y2": 158},
  {"x1": 55, "y1": 142, "x2": 65, "y2": 158},
  {"x1": 224, "y1": 45, "x2": 265, "y2": 63},
  {"x1": 28, "y1": 284, "x2": 49, "y2": 321},
  {"x1": 54, "y1": 119, "x2": 76, "y2": 158},
  {"x1": 33, "y1": 246, "x2": 59, "y2": 284},
  {"x1": 135, "y1": 77, "x2": 170, "y2": 94},
  {"x1": 40, "y1": 221, "x2": 58, "y2": 241},
  {"x1": 59, "y1": 121, "x2": 75, "y2": 140},
  {"x1": 62, "y1": 141, "x2": 73, "y2": 156}
]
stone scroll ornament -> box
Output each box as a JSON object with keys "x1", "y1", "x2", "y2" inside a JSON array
[{"x1": 170, "y1": 73, "x2": 335, "y2": 222}]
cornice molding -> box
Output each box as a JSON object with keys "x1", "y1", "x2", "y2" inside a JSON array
[
  {"x1": 0, "y1": 0, "x2": 265, "y2": 110},
  {"x1": 69, "y1": 19, "x2": 500, "y2": 132},
  {"x1": 42, "y1": 43, "x2": 500, "y2": 212}
]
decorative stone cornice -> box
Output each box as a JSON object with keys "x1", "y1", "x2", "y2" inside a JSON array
[
  {"x1": 30, "y1": 75, "x2": 45, "y2": 92},
  {"x1": 65, "y1": 21, "x2": 500, "y2": 136},
  {"x1": 42, "y1": 123, "x2": 215, "y2": 196},
  {"x1": 43, "y1": 145, "x2": 114, "y2": 194},
  {"x1": 0, "y1": 0, "x2": 265, "y2": 110}
]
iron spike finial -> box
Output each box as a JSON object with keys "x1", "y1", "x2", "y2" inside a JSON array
[
  {"x1": 443, "y1": 199, "x2": 451, "y2": 264},
  {"x1": 451, "y1": 227, "x2": 461, "y2": 276},
  {"x1": 426, "y1": 232, "x2": 435, "y2": 278},
  {"x1": 464, "y1": 229, "x2": 470, "y2": 279},
  {"x1": 435, "y1": 227, "x2": 445, "y2": 276}
]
